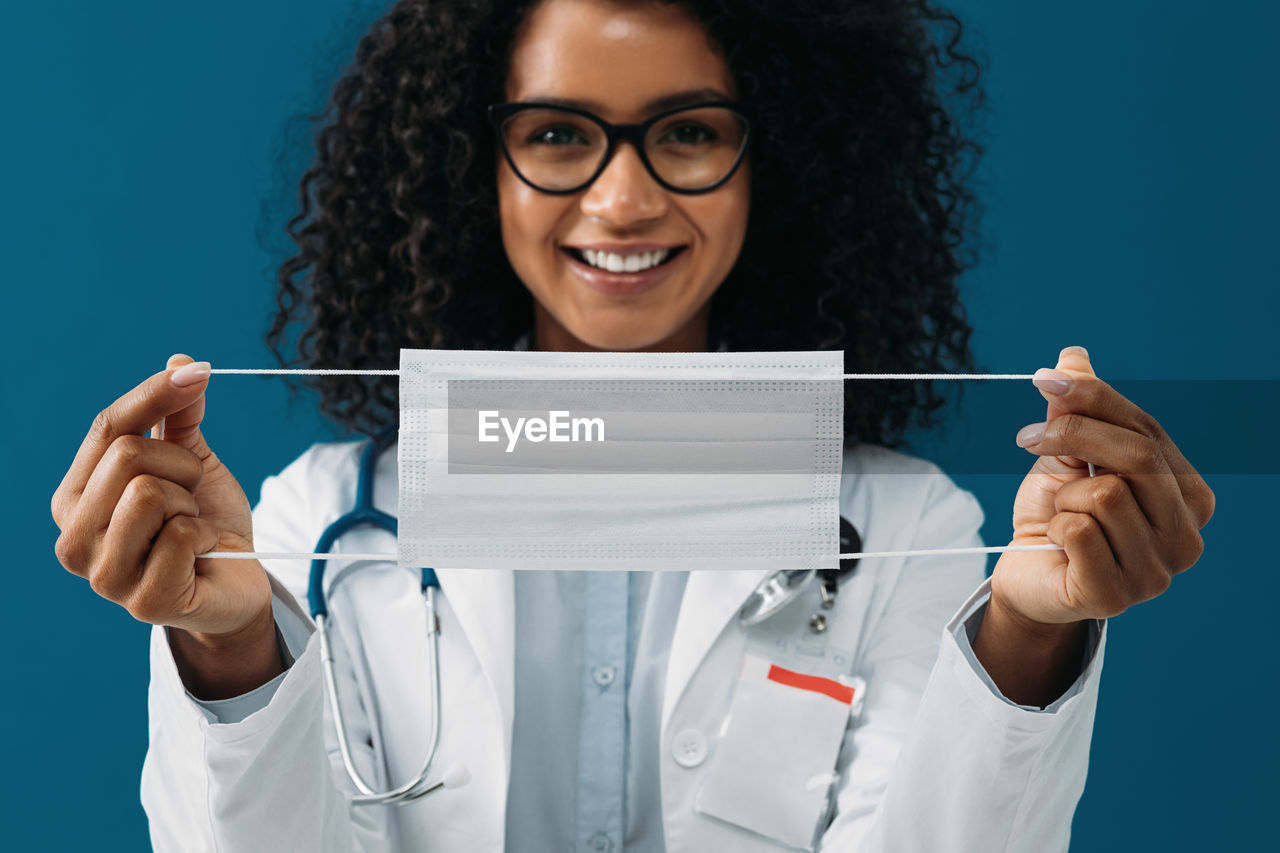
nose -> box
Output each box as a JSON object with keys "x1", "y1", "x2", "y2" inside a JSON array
[{"x1": 578, "y1": 140, "x2": 669, "y2": 225}]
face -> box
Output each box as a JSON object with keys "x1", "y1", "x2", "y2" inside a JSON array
[{"x1": 498, "y1": 0, "x2": 750, "y2": 352}]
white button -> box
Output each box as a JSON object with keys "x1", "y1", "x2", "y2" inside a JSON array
[
  {"x1": 592, "y1": 664, "x2": 616, "y2": 687},
  {"x1": 671, "y1": 728, "x2": 708, "y2": 768},
  {"x1": 588, "y1": 833, "x2": 613, "y2": 853}
]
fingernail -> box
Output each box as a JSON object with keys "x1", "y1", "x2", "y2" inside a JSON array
[
  {"x1": 1060, "y1": 345, "x2": 1089, "y2": 359},
  {"x1": 1016, "y1": 422, "x2": 1046, "y2": 447},
  {"x1": 1032, "y1": 367, "x2": 1072, "y2": 396},
  {"x1": 170, "y1": 361, "x2": 211, "y2": 387}
]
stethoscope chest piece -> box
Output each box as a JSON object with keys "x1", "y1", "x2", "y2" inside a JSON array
[
  {"x1": 738, "y1": 569, "x2": 815, "y2": 627},
  {"x1": 737, "y1": 518, "x2": 862, "y2": 629}
]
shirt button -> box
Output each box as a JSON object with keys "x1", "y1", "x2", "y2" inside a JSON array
[
  {"x1": 592, "y1": 664, "x2": 616, "y2": 687},
  {"x1": 671, "y1": 728, "x2": 708, "y2": 768},
  {"x1": 587, "y1": 833, "x2": 613, "y2": 853}
]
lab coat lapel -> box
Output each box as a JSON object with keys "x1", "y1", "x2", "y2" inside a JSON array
[
  {"x1": 662, "y1": 568, "x2": 771, "y2": 735},
  {"x1": 434, "y1": 568, "x2": 515, "y2": 760}
]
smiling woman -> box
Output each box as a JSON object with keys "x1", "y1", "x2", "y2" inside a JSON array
[
  {"x1": 46, "y1": 1, "x2": 1216, "y2": 852},
  {"x1": 266, "y1": 0, "x2": 983, "y2": 448}
]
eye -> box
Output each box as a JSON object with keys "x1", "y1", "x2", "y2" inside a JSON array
[
  {"x1": 527, "y1": 126, "x2": 592, "y2": 146},
  {"x1": 659, "y1": 123, "x2": 718, "y2": 145}
]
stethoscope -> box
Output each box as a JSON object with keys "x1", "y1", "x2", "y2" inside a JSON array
[
  {"x1": 308, "y1": 425, "x2": 466, "y2": 806},
  {"x1": 737, "y1": 517, "x2": 862, "y2": 632},
  {"x1": 310, "y1": 426, "x2": 861, "y2": 805}
]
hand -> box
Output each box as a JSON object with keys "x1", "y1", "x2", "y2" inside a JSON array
[
  {"x1": 52, "y1": 355, "x2": 281, "y2": 697},
  {"x1": 970, "y1": 346, "x2": 1214, "y2": 706},
  {"x1": 992, "y1": 346, "x2": 1215, "y2": 627}
]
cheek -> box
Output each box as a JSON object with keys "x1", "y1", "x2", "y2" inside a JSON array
[
  {"x1": 696, "y1": 183, "x2": 751, "y2": 277},
  {"x1": 497, "y1": 164, "x2": 560, "y2": 279}
]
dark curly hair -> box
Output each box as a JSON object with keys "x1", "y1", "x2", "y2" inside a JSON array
[{"x1": 267, "y1": 0, "x2": 985, "y2": 447}]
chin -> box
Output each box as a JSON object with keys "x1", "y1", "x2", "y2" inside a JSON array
[{"x1": 565, "y1": 313, "x2": 687, "y2": 352}]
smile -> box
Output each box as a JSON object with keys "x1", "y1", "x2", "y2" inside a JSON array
[
  {"x1": 562, "y1": 246, "x2": 687, "y2": 272},
  {"x1": 560, "y1": 245, "x2": 689, "y2": 297}
]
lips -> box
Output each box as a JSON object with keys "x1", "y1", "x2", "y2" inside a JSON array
[{"x1": 560, "y1": 244, "x2": 689, "y2": 297}]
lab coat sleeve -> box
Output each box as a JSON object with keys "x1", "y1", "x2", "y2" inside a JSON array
[
  {"x1": 819, "y1": 473, "x2": 1106, "y2": 853},
  {"x1": 141, "y1": 444, "x2": 391, "y2": 852}
]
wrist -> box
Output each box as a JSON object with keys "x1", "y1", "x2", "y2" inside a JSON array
[
  {"x1": 986, "y1": 587, "x2": 1087, "y2": 648},
  {"x1": 169, "y1": 601, "x2": 286, "y2": 701},
  {"x1": 973, "y1": 590, "x2": 1090, "y2": 708}
]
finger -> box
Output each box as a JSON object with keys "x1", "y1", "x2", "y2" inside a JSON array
[
  {"x1": 128, "y1": 515, "x2": 221, "y2": 626},
  {"x1": 1018, "y1": 412, "x2": 1192, "y2": 537},
  {"x1": 1041, "y1": 345, "x2": 1096, "y2": 424},
  {"x1": 1032, "y1": 346, "x2": 1214, "y2": 524},
  {"x1": 1029, "y1": 347, "x2": 1101, "y2": 476},
  {"x1": 59, "y1": 463, "x2": 202, "y2": 580},
  {"x1": 158, "y1": 353, "x2": 213, "y2": 458},
  {"x1": 67, "y1": 434, "x2": 204, "y2": 537},
  {"x1": 1046, "y1": 510, "x2": 1128, "y2": 618},
  {"x1": 91, "y1": 476, "x2": 203, "y2": 599},
  {"x1": 54, "y1": 354, "x2": 211, "y2": 518},
  {"x1": 1054, "y1": 475, "x2": 1184, "y2": 600}
]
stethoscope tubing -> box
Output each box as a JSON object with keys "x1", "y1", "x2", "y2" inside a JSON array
[
  {"x1": 313, "y1": 424, "x2": 447, "y2": 805},
  {"x1": 318, "y1": 585, "x2": 443, "y2": 805}
]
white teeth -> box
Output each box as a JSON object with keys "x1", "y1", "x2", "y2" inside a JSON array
[{"x1": 580, "y1": 248, "x2": 671, "y2": 272}]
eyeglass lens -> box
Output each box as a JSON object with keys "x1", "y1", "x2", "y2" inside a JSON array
[{"x1": 500, "y1": 106, "x2": 748, "y2": 191}]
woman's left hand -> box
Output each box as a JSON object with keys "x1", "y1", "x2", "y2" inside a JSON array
[
  {"x1": 991, "y1": 346, "x2": 1214, "y2": 626},
  {"x1": 975, "y1": 346, "x2": 1215, "y2": 705}
]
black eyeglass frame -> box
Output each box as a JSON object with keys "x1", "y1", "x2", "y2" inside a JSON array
[{"x1": 486, "y1": 100, "x2": 754, "y2": 195}]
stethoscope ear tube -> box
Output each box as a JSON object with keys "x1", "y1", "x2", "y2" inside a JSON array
[
  {"x1": 309, "y1": 425, "x2": 403, "y2": 619},
  {"x1": 311, "y1": 427, "x2": 452, "y2": 804},
  {"x1": 323, "y1": 586, "x2": 448, "y2": 805}
]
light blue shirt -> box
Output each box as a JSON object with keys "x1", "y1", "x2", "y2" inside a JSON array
[{"x1": 505, "y1": 570, "x2": 688, "y2": 853}]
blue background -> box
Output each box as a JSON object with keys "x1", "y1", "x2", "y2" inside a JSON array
[{"x1": 3, "y1": 0, "x2": 1275, "y2": 848}]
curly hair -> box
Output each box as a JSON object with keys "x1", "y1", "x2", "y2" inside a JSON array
[{"x1": 267, "y1": 0, "x2": 985, "y2": 447}]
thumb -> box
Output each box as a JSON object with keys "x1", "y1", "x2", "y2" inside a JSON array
[
  {"x1": 159, "y1": 353, "x2": 213, "y2": 459},
  {"x1": 1044, "y1": 345, "x2": 1095, "y2": 422}
]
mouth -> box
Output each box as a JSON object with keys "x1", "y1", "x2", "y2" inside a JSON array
[
  {"x1": 560, "y1": 245, "x2": 689, "y2": 273},
  {"x1": 559, "y1": 244, "x2": 690, "y2": 297}
]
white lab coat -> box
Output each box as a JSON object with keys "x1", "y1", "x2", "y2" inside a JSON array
[{"x1": 141, "y1": 440, "x2": 1105, "y2": 852}]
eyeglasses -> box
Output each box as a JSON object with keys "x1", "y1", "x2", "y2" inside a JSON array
[{"x1": 487, "y1": 100, "x2": 753, "y2": 195}]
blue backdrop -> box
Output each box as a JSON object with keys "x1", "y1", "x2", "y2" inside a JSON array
[{"x1": 3, "y1": 1, "x2": 1274, "y2": 849}]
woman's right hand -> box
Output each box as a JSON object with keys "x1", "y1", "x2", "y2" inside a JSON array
[{"x1": 52, "y1": 354, "x2": 283, "y2": 698}]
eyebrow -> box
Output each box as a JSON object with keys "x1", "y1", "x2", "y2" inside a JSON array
[{"x1": 515, "y1": 87, "x2": 732, "y2": 115}]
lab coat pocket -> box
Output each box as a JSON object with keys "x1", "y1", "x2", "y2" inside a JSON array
[{"x1": 695, "y1": 654, "x2": 865, "y2": 851}]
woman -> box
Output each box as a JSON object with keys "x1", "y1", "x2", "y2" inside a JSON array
[{"x1": 51, "y1": 0, "x2": 1213, "y2": 850}]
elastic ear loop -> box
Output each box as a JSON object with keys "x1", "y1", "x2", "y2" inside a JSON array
[{"x1": 181, "y1": 366, "x2": 1095, "y2": 561}]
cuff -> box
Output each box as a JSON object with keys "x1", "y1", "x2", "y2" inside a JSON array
[{"x1": 948, "y1": 577, "x2": 1106, "y2": 715}]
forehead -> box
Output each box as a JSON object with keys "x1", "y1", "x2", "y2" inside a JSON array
[{"x1": 505, "y1": 0, "x2": 736, "y2": 120}]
